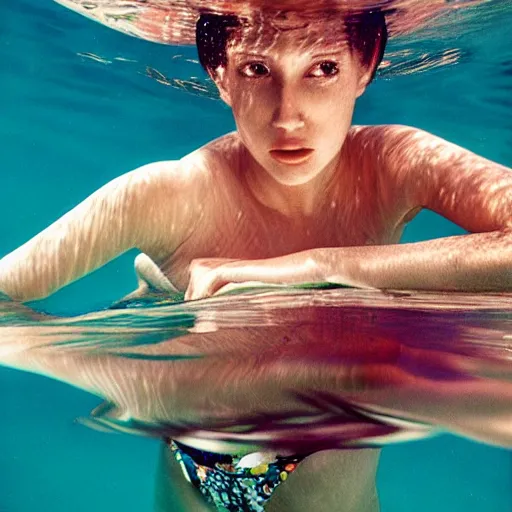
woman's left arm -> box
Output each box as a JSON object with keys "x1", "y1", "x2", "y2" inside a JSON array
[{"x1": 186, "y1": 126, "x2": 512, "y2": 299}]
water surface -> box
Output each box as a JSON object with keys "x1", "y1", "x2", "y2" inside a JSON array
[{"x1": 1, "y1": 1, "x2": 511, "y2": 511}]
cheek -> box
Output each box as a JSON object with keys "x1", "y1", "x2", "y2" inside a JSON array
[
  {"x1": 311, "y1": 90, "x2": 355, "y2": 131},
  {"x1": 231, "y1": 87, "x2": 273, "y2": 137},
  {"x1": 239, "y1": 86, "x2": 272, "y2": 118}
]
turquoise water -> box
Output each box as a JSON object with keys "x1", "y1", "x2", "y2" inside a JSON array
[{"x1": 1, "y1": 0, "x2": 511, "y2": 511}]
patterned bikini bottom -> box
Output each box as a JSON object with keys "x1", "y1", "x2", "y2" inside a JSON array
[{"x1": 169, "y1": 440, "x2": 308, "y2": 511}]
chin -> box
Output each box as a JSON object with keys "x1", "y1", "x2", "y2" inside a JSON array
[{"x1": 268, "y1": 167, "x2": 323, "y2": 187}]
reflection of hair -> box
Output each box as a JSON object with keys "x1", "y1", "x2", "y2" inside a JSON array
[{"x1": 196, "y1": 10, "x2": 388, "y2": 83}]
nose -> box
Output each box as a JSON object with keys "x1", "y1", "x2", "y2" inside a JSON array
[{"x1": 272, "y1": 83, "x2": 305, "y2": 132}]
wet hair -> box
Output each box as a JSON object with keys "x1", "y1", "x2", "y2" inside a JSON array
[{"x1": 196, "y1": 9, "x2": 388, "y2": 83}]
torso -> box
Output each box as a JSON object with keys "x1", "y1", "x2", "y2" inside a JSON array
[{"x1": 149, "y1": 126, "x2": 414, "y2": 291}]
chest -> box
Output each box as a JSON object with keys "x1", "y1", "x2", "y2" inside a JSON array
[{"x1": 158, "y1": 197, "x2": 402, "y2": 291}]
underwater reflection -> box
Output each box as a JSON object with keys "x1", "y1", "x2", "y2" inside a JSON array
[
  {"x1": 54, "y1": 0, "x2": 489, "y2": 44},
  {"x1": 1, "y1": 288, "x2": 511, "y2": 453},
  {"x1": 53, "y1": 0, "x2": 500, "y2": 91}
]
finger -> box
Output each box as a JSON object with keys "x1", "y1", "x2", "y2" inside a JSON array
[
  {"x1": 186, "y1": 263, "x2": 233, "y2": 300},
  {"x1": 185, "y1": 279, "x2": 213, "y2": 301},
  {"x1": 186, "y1": 262, "x2": 208, "y2": 301},
  {"x1": 214, "y1": 281, "x2": 276, "y2": 296},
  {"x1": 184, "y1": 282, "x2": 194, "y2": 301}
]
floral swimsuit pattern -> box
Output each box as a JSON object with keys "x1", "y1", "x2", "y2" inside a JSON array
[{"x1": 169, "y1": 440, "x2": 307, "y2": 511}]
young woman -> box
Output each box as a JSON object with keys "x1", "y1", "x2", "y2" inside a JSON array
[{"x1": 1, "y1": 7, "x2": 511, "y2": 512}]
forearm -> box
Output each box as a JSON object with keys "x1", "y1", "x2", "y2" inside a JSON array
[
  {"x1": 213, "y1": 231, "x2": 512, "y2": 293},
  {"x1": 315, "y1": 230, "x2": 512, "y2": 292}
]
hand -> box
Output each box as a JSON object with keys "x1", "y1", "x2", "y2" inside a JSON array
[
  {"x1": 185, "y1": 258, "x2": 239, "y2": 301},
  {"x1": 185, "y1": 251, "x2": 325, "y2": 301}
]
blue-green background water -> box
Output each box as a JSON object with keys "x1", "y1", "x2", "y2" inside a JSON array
[{"x1": 1, "y1": 0, "x2": 511, "y2": 510}]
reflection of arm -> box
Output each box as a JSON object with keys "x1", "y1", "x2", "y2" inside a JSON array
[
  {"x1": 0, "y1": 161, "x2": 189, "y2": 302},
  {"x1": 3, "y1": 306, "x2": 511, "y2": 448}
]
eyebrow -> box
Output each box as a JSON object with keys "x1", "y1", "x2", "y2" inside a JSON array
[
  {"x1": 232, "y1": 50, "x2": 343, "y2": 60},
  {"x1": 310, "y1": 51, "x2": 344, "y2": 59},
  {"x1": 232, "y1": 52, "x2": 268, "y2": 59}
]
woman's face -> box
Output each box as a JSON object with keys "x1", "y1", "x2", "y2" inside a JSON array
[{"x1": 215, "y1": 18, "x2": 372, "y2": 186}]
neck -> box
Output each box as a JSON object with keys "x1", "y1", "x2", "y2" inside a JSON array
[{"x1": 241, "y1": 145, "x2": 343, "y2": 218}]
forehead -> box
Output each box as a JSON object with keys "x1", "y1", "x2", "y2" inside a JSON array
[{"x1": 227, "y1": 11, "x2": 351, "y2": 57}]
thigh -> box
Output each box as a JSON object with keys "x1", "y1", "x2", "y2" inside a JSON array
[
  {"x1": 266, "y1": 449, "x2": 381, "y2": 512},
  {"x1": 154, "y1": 442, "x2": 214, "y2": 512}
]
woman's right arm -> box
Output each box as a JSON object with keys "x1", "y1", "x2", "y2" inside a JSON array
[{"x1": 0, "y1": 160, "x2": 198, "y2": 302}]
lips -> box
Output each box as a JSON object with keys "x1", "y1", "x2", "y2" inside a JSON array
[{"x1": 269, "y1": 148, "x2": 314, "y2": 165}]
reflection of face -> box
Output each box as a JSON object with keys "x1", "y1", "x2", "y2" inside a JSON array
[{"x1": 216, "y1": 19, "x2": 370, "y2": 186}]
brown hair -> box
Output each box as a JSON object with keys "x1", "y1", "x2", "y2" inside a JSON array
[{"x1": 196, "y1": 9, "x2": 388, "y2": 83}]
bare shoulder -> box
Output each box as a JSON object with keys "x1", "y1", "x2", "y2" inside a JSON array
[
  {"x1": 180, "y1": 132, "x2": 242, "y2": 179},
  {"x1": 345, "y1": 124, "x2": 435, "y2": 188},
  {"x1": 341, "y1": 125, "x2": 429, "y2": 219},
  {"x1": 346, "y1": 125, "x2": 512, "y2": 232},
  {"x1": 343, "y1": 125, "x2": 414, "y2": 184},
  {"x1": 102, "y1": 132, "x2": 240, "y2": 227},
  {"x1": 125, "y1": 158, "x2": 207, "y2": 191},
  {"x1": 119, "y1": 132, "x2": 240, "y2": 190},
  {"x1": 345, "y1": 124, "x2": 419, "y2": 164},
  {"x1": 348, "y1": 123, "x2": 511, "y2": 183},
  {"x1": 346, "y1": 124, "x2": 498, "y2": 175},
  {"x1": 110, "y1": 149, "x2": 223, "y2": 204}
]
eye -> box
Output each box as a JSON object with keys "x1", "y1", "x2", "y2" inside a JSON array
[
  {"x1": 238, "y1": 62, "x2": 270, "y2": 78},
  {"x1": 308, "y1": 61, "x2": 339, "y2": 78}
]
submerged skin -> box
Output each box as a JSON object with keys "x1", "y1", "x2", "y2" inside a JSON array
[
  {"x1": 1, "y1": 13, "x2": 512, "y2": 512},
  {"x1": 155, "y1": 444, "x2": 380, "y2": 512}
]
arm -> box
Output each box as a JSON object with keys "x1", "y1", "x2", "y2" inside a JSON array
[
  {"x1": 186, "y1": 126, "x2": 512, "y2": 298},
  {"x1": 0, "y1": 161, "x2": 193, "y2": 302},
  {"x1": 316, "y1": 125, "x2": 512, "y2": 291}
]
